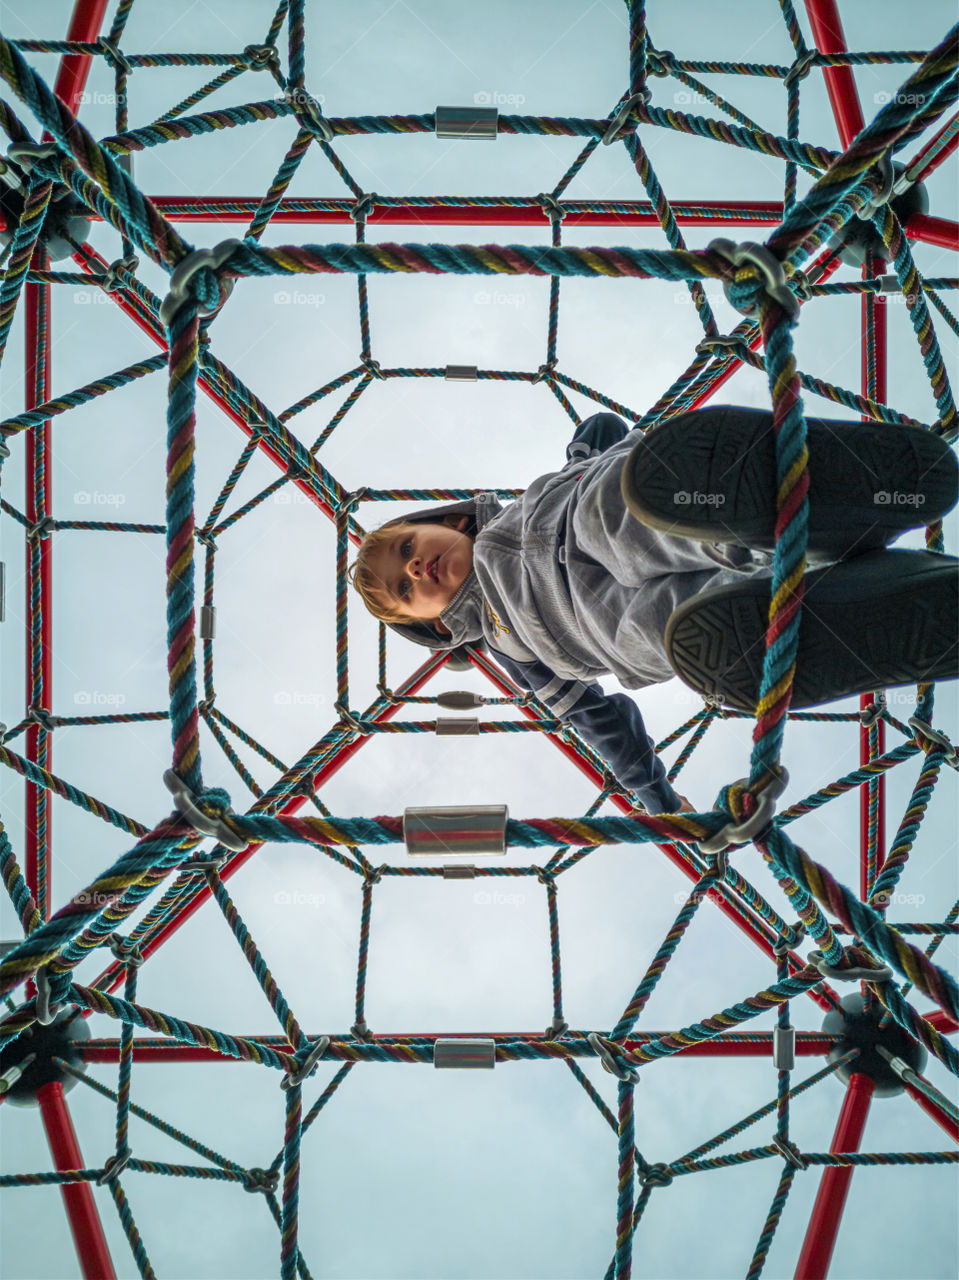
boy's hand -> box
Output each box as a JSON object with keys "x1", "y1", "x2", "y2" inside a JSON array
[{"x1": 674, "y1": 794, "x2": 697, "y2": 814}]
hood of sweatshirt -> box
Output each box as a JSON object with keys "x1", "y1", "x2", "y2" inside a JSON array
[{"x1": 380, "y1": 494, "x2": 504, "y2": 654}]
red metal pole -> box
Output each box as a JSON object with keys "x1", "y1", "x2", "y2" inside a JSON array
[
  {"x1": 803, "y1": 0, "x2": 865, "y2": 149},
  {"x1": 76, "y1": 1034, "x2": 837, "y2": 1064},
  {"x1": 24, "y1": 272, "x2": 51, "y2": 922},
  {"x1": 51, "y1": 0, "x2": 111, "y2": 113},
  {"x1": 794, "y1": 1072, "x2": 875, "y2": 1279},
  {"x1": 143, "y1": 198, "x2": 785, "y2": 228},
  {"x1": 904, "y1": 213, "x2": 959, "y2": 251},
  {"x1": 925, "y1": 1008, "x2": 959, "y2": 1035},
  {"x1": 860, "y1": 254, "x2": 886, "y2": 902},
  {"x1": 37, "y1": 1081, "x2": 117, "y2": 1280}
]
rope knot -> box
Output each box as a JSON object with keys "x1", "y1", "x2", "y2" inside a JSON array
[
  {"x1": 698, "y1": 766, "x2": 789, "y2": 857},
  {"x1": 242, "y1": 1166, "x2": 278, "y2": 1194}
]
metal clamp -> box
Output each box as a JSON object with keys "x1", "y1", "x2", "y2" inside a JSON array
[
  {"x1": 159, "y1": 238, "x2": 243, "y2": 328},
  {"x1": 284, "y1": 89, "x2": 334, "y2": 142},
  {"x1": 350, "y1": 191, "x2": 377, "y2": 223},
  {"x1": 771, "y1": 1134, "x2": 807, "y2": 1169},
  {"x1": 163, "y1": 769, "x2": 247, "y2": 852},
  {"x1": 281, "y1": 1035, "x2": 330, "y2": 1089},
  {"x1": 97, "y1": 1149, "x2": 131, "y2": 1185},
  {"x1": 197, "y1": 696, "x2": 216, "y2": 715},
  {"x1": 808, "y1": 947, "x2": 892, "y2": 983},
  {"x1": 26, "y1": 515, "x2": 56, "y2": 541},
  {"x1": 697, "y1": 766, "x2": 789, "y2": 856},
  {"x1": 707, "y1": 238, "x2": 800, "y2": 320},
  {"x1": 859, "y1": 693, "x2": 886, "y2": 729},
  {"x1": 435, "y1": 106, "x2": 498, "y2": 141},
  {"x1": 108, "y1": 933, "x2": 143, "y2": 967},
  {"x1": 101, "y1": 254, "x2": 139, "y2": 293},
  {"x1": 0, "y1": 1052, "x2": 36, "y2": 1095},
  {"x1": 7, "y1": 141, "x2": 61, "y2": 173},
  {"x1": 695, "y1": 334, "x2": 749, "y2": 357},
  {"x1": 855, "y1": 153, "x2": 895, "y2": 221},
  {"x1": 908, "y1": 715, "x2": 958, "y2": 769},
  {"x1": 601, "y1": 92, "x2": 650, "y2": 145},
  {"x1": 773, "y1": 922, "x2": 805, "y2": 957},
  {"x1": 243, "y1": 1166, "x2": 279, "y2": 1194},
  {"x1": 790, "y1": 269, "x2": 813, "y2": 301},
  {"x1": 97, "y1": 38, "x2": 131, "y2": 73},
  {"x1": 773, "y1": 1025, "x2": 796, "y2": 1071},
  {"x1": 783, "y1": 50, "x2": 817, "y2": 89},
  {"x1": 645, "y1": 47, "x2": 675, "y2": 78},
  {"x1": 363, "y1": 864, "x2": 387, "y2": 889},
  {"x1": 333, "y1": 701, "x2": 371, "y2": 736},
  {"x1": 179, "y1": 853, "x2": 230, "y2": 875},
  {"x1": 351, "y1": 1019, "x2": 374, "y2": 1043},
  {"x1": 532, "y1": 359, "x2": 557, "y2": 383},
  {"x1": 587, "y1": 1032, "x2": 639, "y2": 1083},
  {"x1": 35, "y1": 965, "x2": 61, "y2": 1025},
  {"x1": 639, "y1": 1162, "x2": 673, "y2": 1187},
  {"x1": 445, "y1": 365, "x2": 478, "y2": 381},
  {"x1": 362, "y1": 356, "x2": 386, "y2": 380},
  {"x1": 26, "y1": 705, "x2": 60, "y2": 731},
  {"x1": 538, "y1": 192, "x2": 566, "y2": 223},
  {"x1": 545, "y1": 1016, "x2": 569, "y2": 1038},
  {"x1": 242, "y1": 43, "x2": 280, "y2": 72},
  {"x1": 333, "y1": 487, "x2": 369, "y2": 518},
  {"x1": 533, "y1": 866, "x2": 555, "y2": 888}
]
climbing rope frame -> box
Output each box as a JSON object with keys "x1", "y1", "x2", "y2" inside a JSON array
[{"x1": 0, "y1": 1, "x2": 956, "y2": 1276}]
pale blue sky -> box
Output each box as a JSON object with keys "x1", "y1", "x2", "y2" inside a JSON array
[{"x1": 0, "y1": 2, "x2": 957, "y2": 1278}]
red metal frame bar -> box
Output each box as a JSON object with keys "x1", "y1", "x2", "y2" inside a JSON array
[
  {"x1": 794, "y1": 1072, "x2": 876, "y2": 1279},
  {"x1": 77, "y1": 1034, "x2": 838, "y2": 1063},
  {"x1": 905, "y1": 213, "x2": 959, "y2": 251},
  {"x1": 146, "y1": 198, "x2": 786, "y2": 227},
  {"x1": 860, "y1": 255, "x2": 887, "y2": 902},
  {"x1": 926, "y1": 1008, "x2": 959, "y2": 1035},
  {"x1": 803, "y1": 0, "x2": 865, "y2": 149},
  {"x1": 37, "y1": 1081, "x2": 117, "y2": 1280}
]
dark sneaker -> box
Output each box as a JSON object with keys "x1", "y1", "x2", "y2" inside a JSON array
[
  {"x1": 664, "y1": 549, "x2": 958, "y2": 711},
  {"x1": 621, "y1": 406, "x2": 958, "y2": 558}
]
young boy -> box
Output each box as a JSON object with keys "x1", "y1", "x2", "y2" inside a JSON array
[{"x1": 352, "y1": 408, "x2": 958, "y2": 814}]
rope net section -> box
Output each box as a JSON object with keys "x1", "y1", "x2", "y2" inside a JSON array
[{"x1": 0, "y1": 3, "x2": 956, "y2": 1277}]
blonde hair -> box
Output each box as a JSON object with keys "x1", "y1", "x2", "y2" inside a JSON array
[{"x1": 349, "y1": 514, "x2": 468, "y2": 624}]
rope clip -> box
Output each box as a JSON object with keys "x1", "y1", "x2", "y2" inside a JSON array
[
  {"x1": 284, "y1": 88, "x2": 334, "y2": 142},
  {"x1": 281, "y1": 1035, "x2": 330, "y2": 1089},
  {"x1": 697, "y1": 765, "x2": 789, "y2": 857},
  {"x1": 602, "y1": 92, "x2": 650, "y2": 145},
  {"x1": 908, "y1": 715, "x2": 958, "y2": 769},
  {"x1": 102, "y1": 255, "x2": 139, "y2": 293},
  {"x1": 350, "y1": 192, "x2": 377, "y2": 223},
  {"x1": 97, "y1": 1149, "x2": 131, "y2": 1185},
  {"x1": 242, "y1": 44, "x2": 280, "y2": 72},
  {"x1": 771, "y1": 1134, "x2": 807, "y2": 1170},
  {"x1": 537, "y1": 192, "x2": 566, "y2": 223},
  {"x1": 243, "y1": 1166, "x2": 279, "y2": 1194},
  {"x1": 532, "y1": 359, "x2": 557, "y2": 383},
  {"x1": 783, "y1": 51, "x2": 817, "y2": 89},
  {"x1": 163, "y1": 769, "x2": 247, "y2": 851},
  {"x1": 361, "y1": 356, "x2": 385, "y2": 379},
  {"x1": 107, "y1": 933, "x2": 144, "y2": 967},
  {"x1": 334, "y1": 487, "x2": 369, "y2": 518},
  {"x1": 26, "y1": 705, "x2": 60, "y2": 731},
  {"x1": 364, "y1": 864, "x2": 387, "y2": 889},
  {"x1": 707, "y1": 238, "x2": 800, "y2": 321},
  {"x1": 855, "y1": 153, "x2": 895, "y2": 221},
  {"x1": 159, "y1": 238, "x2": 243, "y2": 328},
  {"x1": 35, "y1": 965, "x2": 61, "y2": 1026},
  {"x1": 7, "y1": 141, "x2": 61, "y2": 173},
  {"x1": 26, "y1": 515, "x2": 56, "y2": 541},
  {"x1": 639, "y1": 1162, "x2": 673, "y2": 1187},
  {"x1": 333, "y1": 702, "x2": 371, "y2": 736},
  {"x1": 808, "y1": 947, "x2": 892, "y2": 983},
  {"x1": 587, "y1": 1031, "x2": 639, "y2": 1083},
  {"x1": 858, "y1": 693, "x2": 886, "y2": 729}
]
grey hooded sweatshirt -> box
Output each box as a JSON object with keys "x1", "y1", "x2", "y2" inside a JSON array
[{"x1": 388, "y1": 411, "x2": 768, "y2": 811}]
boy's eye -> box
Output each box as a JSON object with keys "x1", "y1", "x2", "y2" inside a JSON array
[
  {"x1": 398, "y1": 579, "x2": 410, "y2": 599},
  {"x1": 400, "y1": 541, "x2": 412, "y2": 558}
]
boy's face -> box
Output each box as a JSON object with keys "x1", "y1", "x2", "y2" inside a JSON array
[{"x1": 366, "y1": 517, "x2": 473, "y2": 621}]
